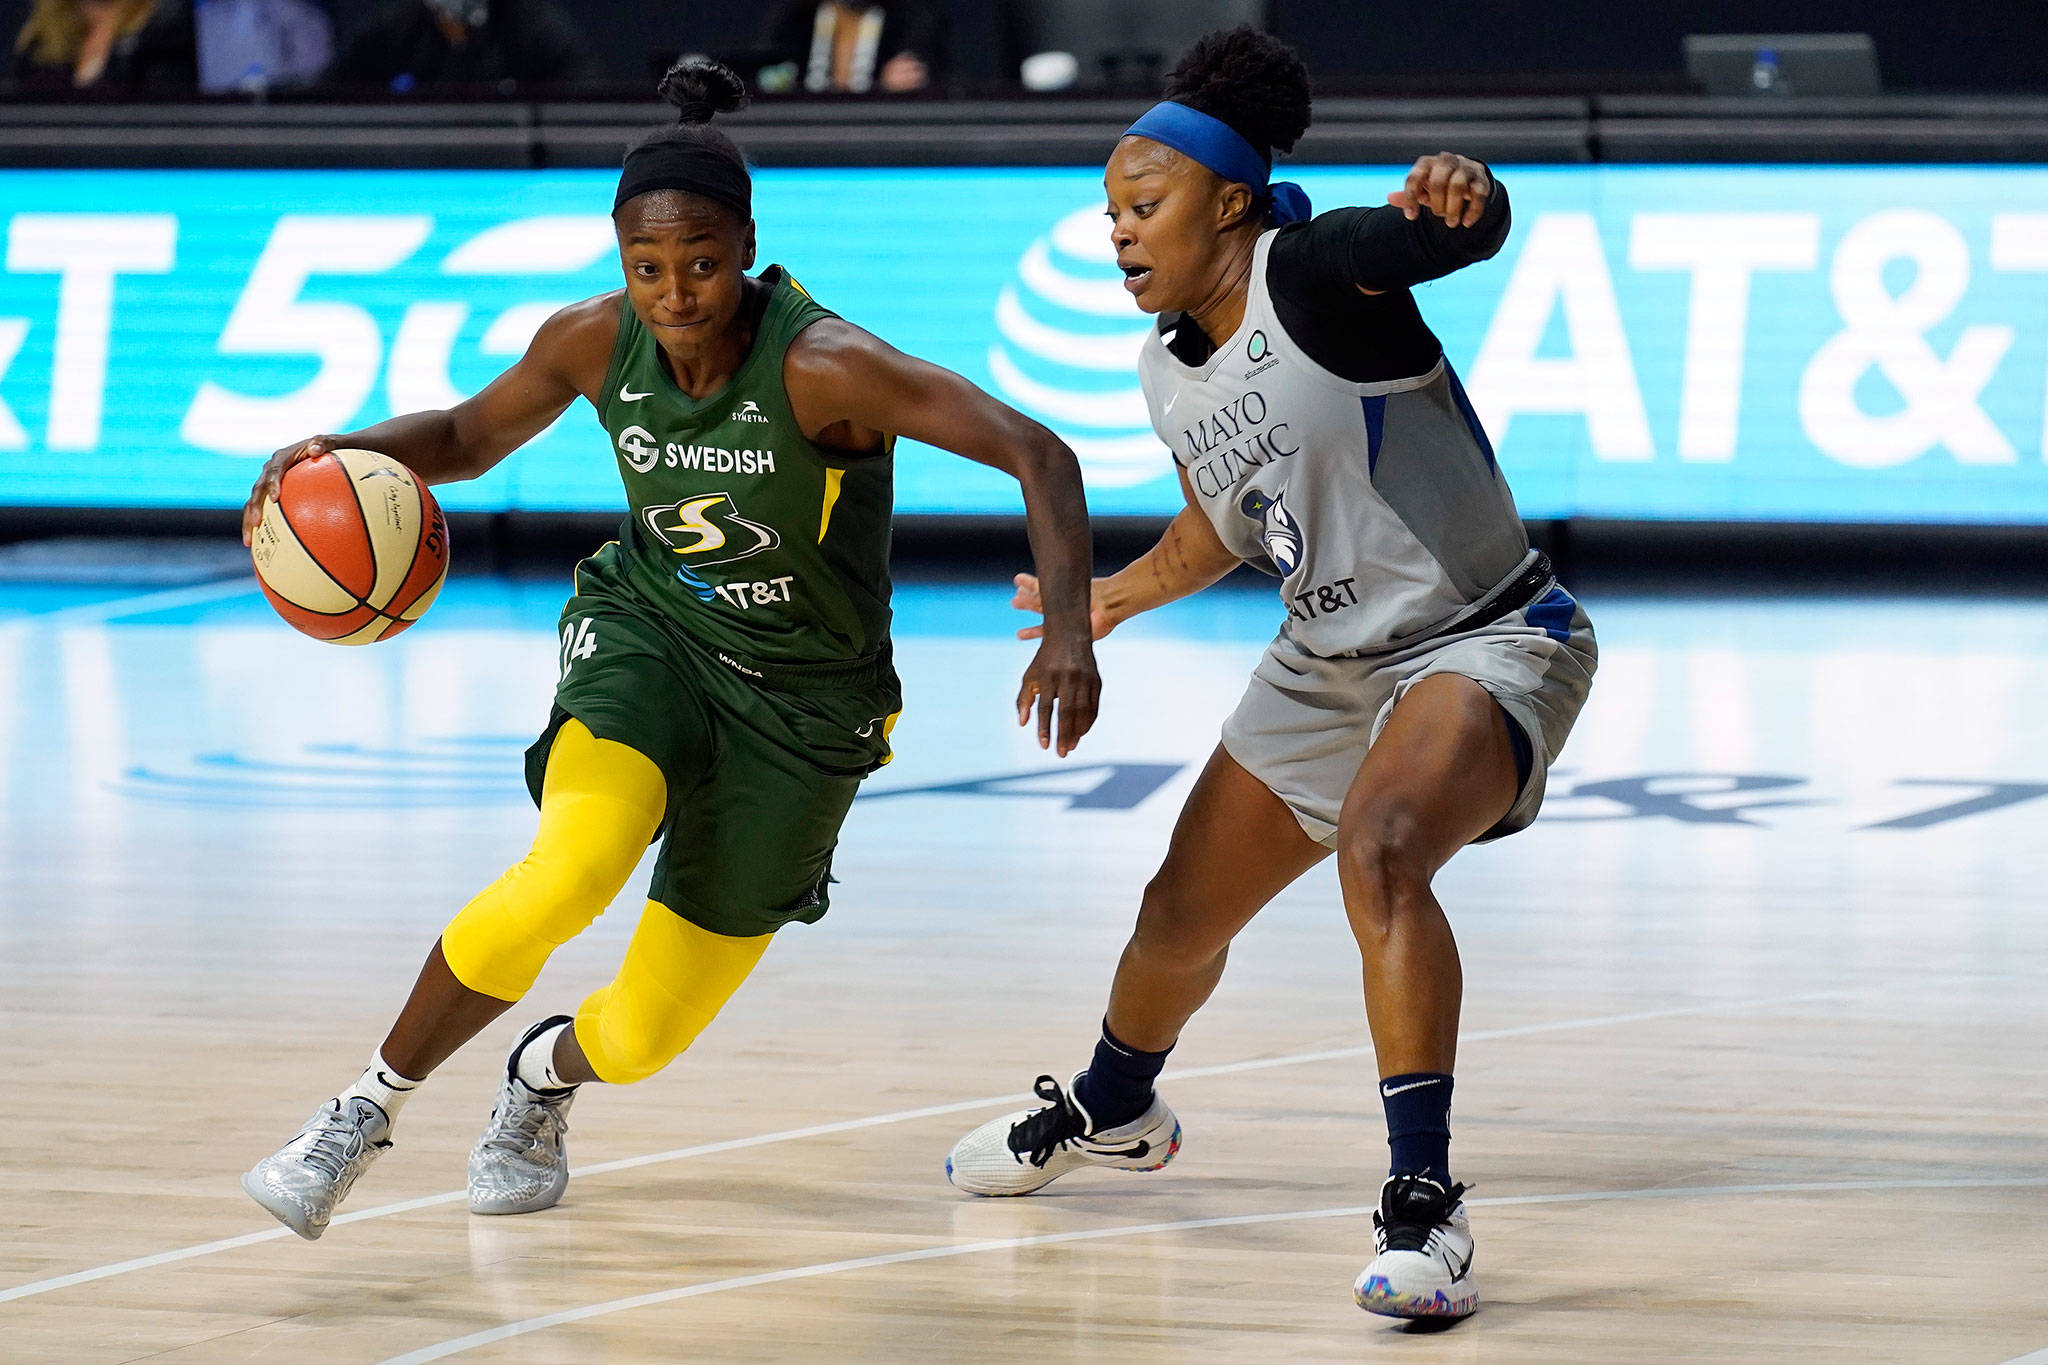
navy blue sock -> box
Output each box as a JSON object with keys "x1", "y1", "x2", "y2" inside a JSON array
[
  {"x1": 1073, "y1": 1020, "x2": 1172, "y2": 1130},
  {"x1": 1379, "y1": 1072, "x2": 1454, "y2": 1187}
]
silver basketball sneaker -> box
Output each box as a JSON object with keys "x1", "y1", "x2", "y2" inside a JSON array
[
  {"x1": 468, "y1": 1024, "x2": 577, "y2": 1216},
  {"x1": 241, "y1": 1096, "x2": 393, "y2": 1241}
]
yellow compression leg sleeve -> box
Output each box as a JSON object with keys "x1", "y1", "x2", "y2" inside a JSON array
[
  {"x1": 573, "y1": 902, "x2": 772, "y2": 1085},
  {"x1": 440, "y1": 719, "x2": 667, "y2": 1003}
]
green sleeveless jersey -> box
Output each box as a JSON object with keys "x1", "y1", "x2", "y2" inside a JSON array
[{"x1": 580, "y1": 268, "x2": 894, "y2": 666}]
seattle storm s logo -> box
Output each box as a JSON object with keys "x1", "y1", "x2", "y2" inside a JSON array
[
  {"x1": 644, "y1": 492, "x2": 781, "y2": 568},
  {"x1": 1239, "y1": 487, "x2": 1304, "y2": 576}
]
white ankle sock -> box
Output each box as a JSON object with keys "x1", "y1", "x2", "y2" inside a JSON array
[
  {"x1": 339, "y1": 1052, "x2": 423, "y2": 1123},
  {"x1": 513, "y1": 1020, "x2": 576, "y2": 1093}
]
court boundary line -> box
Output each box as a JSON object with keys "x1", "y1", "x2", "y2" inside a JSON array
[
  {"x1": 379, "y1": 1175, "x2": 2048, "y2": 1364},
  {"x1": 0, "y1": 989, "x2": 1841, "y2": 1307}
]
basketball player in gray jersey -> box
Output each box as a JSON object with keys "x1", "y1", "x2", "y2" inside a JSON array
[{"x1": 948, "y1": 28, "x2": 1596, "y2": 1323}]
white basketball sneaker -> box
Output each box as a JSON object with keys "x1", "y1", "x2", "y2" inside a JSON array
[
  {"x1": 1354, "y1": 1175, "x2": 1479, "y2": 1320},
  {"x1": 241, "y1": 1096, "x2": 393, "y2": 1241},
  {"x1": 947, "y1": 1072, "x2": 1181, "y2": 1196}
]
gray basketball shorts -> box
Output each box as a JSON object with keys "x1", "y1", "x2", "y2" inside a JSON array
[{"x1": 1220, "y1": 585, "x2": 1597, "y2": 847}]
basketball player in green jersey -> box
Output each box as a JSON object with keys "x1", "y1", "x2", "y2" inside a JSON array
[{"x1": 238, "y1": 58, "x2": 1099, "y2": 1240}]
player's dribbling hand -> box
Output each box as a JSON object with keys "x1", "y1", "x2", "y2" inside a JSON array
[
  {"x1": 242, "y1": 435, "x2": 342, "y2": 546},
  {"x1": 1388, "y1": 152, "x2": 1492, "y2": 229}
]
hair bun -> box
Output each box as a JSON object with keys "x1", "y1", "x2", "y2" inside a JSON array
[
  {"x1": 658, "y1": 56, "x2": 750, "y2": 126},
  {"x1": 1165, "y1": 26, "x2": 1312, "y2": 157}
]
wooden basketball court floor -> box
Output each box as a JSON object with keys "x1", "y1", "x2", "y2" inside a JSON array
[{"x1": 1, "y1": 568, "x2": 2045, "y2": 1362}]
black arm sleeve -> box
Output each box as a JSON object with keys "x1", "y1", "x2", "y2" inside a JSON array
[
  {"x1": 1261, "y1": 170, "x2": 1512, "y2": 385},
  {"x1": 1277, "y1": 171, "x2": 1512, "y2": 296}
]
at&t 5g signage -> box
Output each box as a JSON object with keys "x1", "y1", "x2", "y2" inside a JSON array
[{"x1": 1, "y1": 165, "x2": 2046, "y2": 523}]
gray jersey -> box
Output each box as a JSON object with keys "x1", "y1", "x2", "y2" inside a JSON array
[{"x1": 1139, "y1": 229, "x2": 1530, "y2": 658}]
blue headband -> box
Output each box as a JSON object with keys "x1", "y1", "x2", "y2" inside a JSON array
[{"x1": 1122, "y1": 101, "x2": 1312, "y2": 226}]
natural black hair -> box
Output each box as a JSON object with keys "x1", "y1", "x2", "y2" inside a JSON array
[
  {"x1": 620, "y1": 55, "x2": 752, "y2": 204},
  {"x1": 1163, "y1": 26, "x2": 1313, "y2": 163}
]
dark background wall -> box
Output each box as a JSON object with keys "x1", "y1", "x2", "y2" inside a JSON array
[
  {"x1": 572, "y1": 0, "x2": 1000, "y2": 88},
  {"x1": 411, "y1": 0, "x2": 2048, "y2": 95},
  {"x1": 5, "y1": 1, "x2": 2040, "y2": 95},
  {"x1": 1265, "y1": 0, "x2": 2047, "y2": 94},
  {"x1": 573, "y1": 0, "x2": 763, "y2": 87}
]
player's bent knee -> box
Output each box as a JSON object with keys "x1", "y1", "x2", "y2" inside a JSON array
[
  {"x1": 440, "y1": 722, "x2": 668, "y2": 1003},
  {"x1": 1336, "y1": 807, "x2": 1432, "y2": 928},
  {"x1": 440, "y1": 845, "x2": 644, "y2": 1002},
  {"x1": 510, "y1": 845, "x2": 639, "y2": 923}
]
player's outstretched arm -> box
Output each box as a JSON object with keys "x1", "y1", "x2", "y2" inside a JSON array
[
  {"x1": 1012, "y1": 466, "x2": 1238, "y2": 642},
  {"x1": 240, "y1": 296, "x2": 615, "y2": 546},
  {"x1": 784, "y1": 319, "x2": 1100, "y2": 756},
  {"x1": 1278, "y1": 153, "x2": 1510, "y2": 301}
]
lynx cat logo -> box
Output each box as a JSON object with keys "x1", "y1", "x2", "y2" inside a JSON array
[
  {"x1": 617, "y1": 425, "x2": 660, "y2": 473},
  {"x1": 644, "y1": 492, "x2": 780, "y2": 567},
  {"x1": 1239, "y1": 486, "x2": 1304, "y2": 576}
]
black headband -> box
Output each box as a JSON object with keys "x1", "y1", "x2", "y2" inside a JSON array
[{"x1": 614, "y1": 139, "x2": 752, "y2": 219}]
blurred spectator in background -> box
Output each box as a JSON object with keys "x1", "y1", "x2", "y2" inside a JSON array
[
  {"x1": 8, "y1": 0, "x2": 195, "y2": 93},
  {"x1": 194, "y1": 0, "x2": 330, "y2": 93},
  {"x1": 758, "y1": 0, "x2": 947, "y2": 94},
  {"x1": 330, "y1": 0, "x2": 597, "y2": 94}
]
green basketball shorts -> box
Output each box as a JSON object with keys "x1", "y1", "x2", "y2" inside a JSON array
[{"x1": 526, "y1": 590, "x2": 900, "y2": 938}]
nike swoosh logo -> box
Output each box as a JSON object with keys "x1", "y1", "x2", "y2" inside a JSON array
[
  {"x1": 1089, "y1": 1140, "x2": 1150, "y2": 1159},
  {"x1": 1381, "y1": 1078, "x2": 1444, "y2": 1096},
  {"x1": 619, "y1": 385, "x2": 652, "y2": 402},
  {"x1": 1448, "y1": 1247, "x2": 1473, "y2": 1281}
]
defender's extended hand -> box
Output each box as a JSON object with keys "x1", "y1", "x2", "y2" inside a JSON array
[
  {"x1": 1387, "y1": 152, "x2": 1492, "y2": 229},
  {"x1": 1011, "y1": 572, "x2": 1117, "y2": 642}
]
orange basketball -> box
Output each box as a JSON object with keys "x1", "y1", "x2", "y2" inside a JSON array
[{"x1": 249, "y1": 450, "x2": 449, "y2": 645}]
